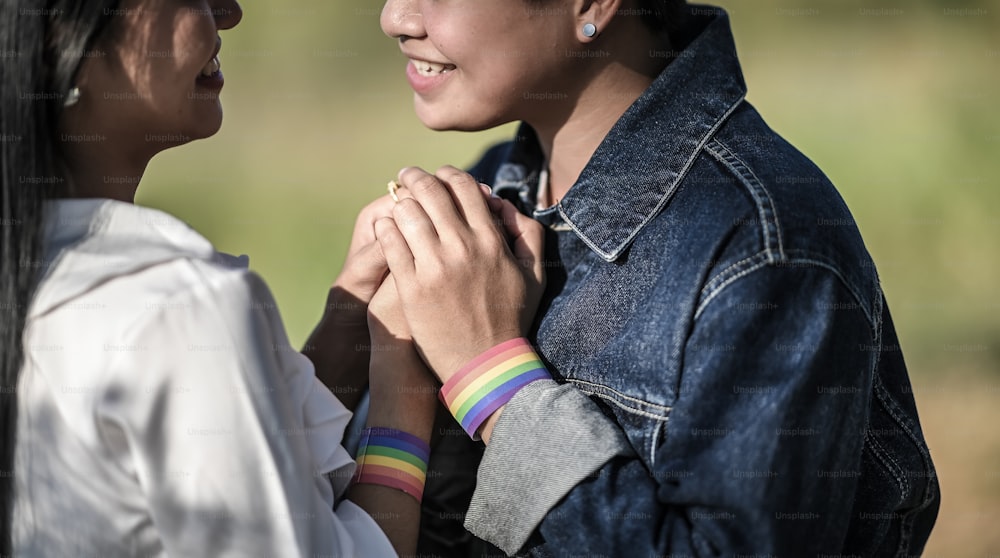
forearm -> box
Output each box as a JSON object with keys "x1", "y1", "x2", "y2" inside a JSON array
[
  {"x1": 346, "y1": 407, "x2": 434, "y2": 557},
  {"x1": 348, "y1": 349, "x2": 437, "y2": 556},
  {"x1": 302, "y1": 286, "x2": 370, "y2": 410}
]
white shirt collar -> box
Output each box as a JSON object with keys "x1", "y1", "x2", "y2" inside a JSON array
[{"x1": 30, "y1": 198, "x2": 247, "y2": 318}]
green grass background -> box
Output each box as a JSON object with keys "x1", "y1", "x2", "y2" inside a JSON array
[{"x1": 137, "y1": 1, "x2": 999, "y2": 554}]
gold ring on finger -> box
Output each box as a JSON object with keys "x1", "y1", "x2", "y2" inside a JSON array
[{"x1": 388, "y1": 180, "x2": 403, "y2": 203}]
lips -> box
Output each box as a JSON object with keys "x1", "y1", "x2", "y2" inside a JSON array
[
  {"x1": 199, "y1": 38, "x2": 222, "y2": 78},
  {"x1": 403, "y1": 54, "x2": 457, "y2": 95},
  {"x1": 200, "y1": 56, "x2": 220, "y2": 77},
  {"x1": 195, "y1": 38, "x2": 224, "y2": 90},
  {"x1": 410, "y1": 58, "x2": 456, "y2": 77}
]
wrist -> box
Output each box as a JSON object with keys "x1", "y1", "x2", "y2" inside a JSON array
[
  {"x1": 433, "y1": 328, "x2": 523, "y2": 381},
  {"x1": 368, "y1": 340, "x2": 421, "y2": 375},
  {"x1": 368, "y1": 354, "x2": 438, "y2": 441},
  {"x1": 439, "y1": 337, "x2": 550, "y2": 440},
  {"x1": 366, "y1": 402, "x2": 436, "y2": 443},
  {"x1": 351, "y1": 427, "x2": 430, "y2": 503}
]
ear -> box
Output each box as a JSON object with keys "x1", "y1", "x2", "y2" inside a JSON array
[{"x1": 575, "y1": 0, "x2": 625, "y2": 42}]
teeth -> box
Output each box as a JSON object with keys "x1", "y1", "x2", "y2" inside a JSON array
[
  {"x1": 200, "y1": 56, "x2": 220, "y2": 77},
  {"x1": 412, "y1": 59, "x2": 454, "y2": 77}
]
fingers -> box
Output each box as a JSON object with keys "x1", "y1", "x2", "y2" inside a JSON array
[
  {"x1": 392, "y1": 197, "x2": 440, "y2": 263},
  {"x1": 351, "y1": 195, "x2": 399, "y2": 251},
  {"x1": 433, "y1": 166, "x2": 496, "y2": 232},
  {"x1": 485, "y1": 190, "x2": 504, "y2": 215},
  {"x1": 397, "y1": 167, "x2": 466, "y2": 238},
  {"x1": 374, "y1": 217, "x2": 416, "y2": 279},
  {"x1": 497, "y1": 199, "x2": 545, "y2": 281},
  {"x1": 390, "y1": 182, "x2": 415, "y2": 204},
  {"x1": 350, "y1": 178, "x2": 424, "y2": 252},
  {"x1": 352, "y1": 240, "x2": 389, "y2": 283}
]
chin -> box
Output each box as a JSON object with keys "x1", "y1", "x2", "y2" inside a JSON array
[
  {"x1": 197, "y1": 118, "x2": 224, "y2": 139},
  {"x1": 415, "y1": 104, "x2": 508, "y2": 133},
  {"x1": 189, "y1": 109, "x2": 225, "y2": 139},
  {"x1": 148, "y1": 122, "x2": 221, "y2": 153}
]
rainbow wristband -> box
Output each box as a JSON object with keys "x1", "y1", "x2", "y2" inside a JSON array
[
  {"x1": 439, "y1": 337, "x2": 551, "y2": 439},
  {"x1": 351, "y1": 427, "x2": 430, "y2": 503}
]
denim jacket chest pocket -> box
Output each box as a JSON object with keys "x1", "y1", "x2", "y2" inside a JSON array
[{"x1": 535, "y1": 234, "x2": 695, "y2": 467}]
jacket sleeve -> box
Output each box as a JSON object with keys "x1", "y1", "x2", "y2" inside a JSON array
[
  {"x1": 469, "y1": 264, "x2": 877, "y2": 556},
  {"x1": 99, "y1": 269, "x2": 397, "y2": 558},
  {"x1": 463, "y1": 380, "x2": 633, "y2": 553}
]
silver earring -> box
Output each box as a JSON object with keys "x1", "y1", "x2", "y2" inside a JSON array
[
  {"x1": 582, "y1": 23, "x2": 597, "y2": 38},
  {"x1": 64, "y1": 87, "x2": 80, "y2": 108}
]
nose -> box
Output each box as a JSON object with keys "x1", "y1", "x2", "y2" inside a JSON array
[
  {"x1": 213, "y1": 0, "x2": 243, "y2": 30},
  {"x1": 381, "y1": 0, "x2": 424, "y2": 40}
]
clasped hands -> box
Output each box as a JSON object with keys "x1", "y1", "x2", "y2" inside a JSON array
[{"x1": 329, "y1": 166, "x2": 546, "y2": 441}]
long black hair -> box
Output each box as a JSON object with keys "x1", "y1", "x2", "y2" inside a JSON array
[{"x1": 1, "y1": 0, "x2": 120, "y2": 550}]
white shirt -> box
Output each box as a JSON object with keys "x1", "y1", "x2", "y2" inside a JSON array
[{"x1": 14, "y1": 199, "x2": 396, "y2": 557}]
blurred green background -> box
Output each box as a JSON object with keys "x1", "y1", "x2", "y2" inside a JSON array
[{"x1": 137, "y1": 0, "x2": 999, "y2": 554}]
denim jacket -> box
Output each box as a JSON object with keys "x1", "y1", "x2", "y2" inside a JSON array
[{"x1": 420, "y1": 7, "x2": 939, "y2": 557}]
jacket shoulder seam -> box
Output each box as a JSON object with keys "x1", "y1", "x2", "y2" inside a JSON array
[
  {"x1": 704, "y1": 138, "x2": 785, "y2": 262},
  {"x1": 695, "y1": 255, "x2": 876, "y2": 328}
]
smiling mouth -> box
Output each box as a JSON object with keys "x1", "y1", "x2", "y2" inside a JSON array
[
  {"x1": 411, "y1": 59, "x2": 456, "y2": 77},
  {"x1": 200, "y1": 55, "x2": 220, "y2": 77}
]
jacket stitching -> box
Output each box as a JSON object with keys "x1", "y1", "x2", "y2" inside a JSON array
[
  {"x1": 704, "y1": 139, "x2": 785, "y2": 261},
  {"x1": 781, "y1": 250, "x2": 873, "y2": 324},
  {"x1": 695, "y1": 253, "x2": 771, "y2": 320},
  {"x1": 566, "y1": 378, "x2": 672, "y2": 420},
  {"x1": 871, "y1": 371, "x2": 940, "y2": 526},
  {"x1": 567, "y1": 378, "x2": 673, "y2": 412},
  {"x1": 700, "y1": 251, "x2": 769, "y2": 297},
  {"x1": 697, "y1": 255, "x2": 876, "y2": 327},
  {"x1": 560, "y1": 98, "x2": 745, "y2": 262},
  {"x1": 872, "y1": 374, "x2": 932, "y2": 473},
  {"x1": 866, "y1": 429, "x2": 910, "y2": 503},
  {"x1": 870, "y1": 293, "x2": 885, "y2": 387},
  {"x1": 649, "y1": 420, "x2": 665, "y2": 468}
]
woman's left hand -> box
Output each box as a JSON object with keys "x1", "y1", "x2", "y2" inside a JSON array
[
  {"x1": 329, "y1": 195, "x2": 400, "y2": 319},
  {"x1": 303, "y1": 193, "x2": 402, "y2": 408},
  {"x1": 375, "y1": 166, "x2": 546, "y2": 384}
]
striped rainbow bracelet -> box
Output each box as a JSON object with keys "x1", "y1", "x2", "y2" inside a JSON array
[
  {"x1": 351, "y1": 427, "x2": 430, "y2": 503},
  {"x1": 439, "y1": 337, "x2": 551, "y2": 439}
]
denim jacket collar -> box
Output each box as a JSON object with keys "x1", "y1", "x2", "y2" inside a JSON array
[{"x1": 494, "y1": 8, "x2": 747, "y2": 262}]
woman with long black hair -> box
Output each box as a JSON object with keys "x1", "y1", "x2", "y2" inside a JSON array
[{"x1": 0, "y1": 0, "x2": 556, "y2": 555}]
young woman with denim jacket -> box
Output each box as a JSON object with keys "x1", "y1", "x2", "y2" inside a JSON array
[
  {"x1": 0, "y1": 0, "x2": 559, "y2": 555},
  {"x1": 375, "y1": 0, "x2": 941, "y2": 556}
]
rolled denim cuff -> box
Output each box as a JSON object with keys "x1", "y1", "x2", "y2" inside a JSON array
[{"x1": 464, "y1": 379, "x2": 632, "y2": 555}]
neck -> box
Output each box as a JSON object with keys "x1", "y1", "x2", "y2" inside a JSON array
[
  {"x1": 532, "y1": 70, "x2": 650, "y2": 205},
  {"x1": 530, "y1": 31, "x2": 671, "y2": 206},
  {"x1": 63, "y1": 142, "x2": 150, "y2": 203}
]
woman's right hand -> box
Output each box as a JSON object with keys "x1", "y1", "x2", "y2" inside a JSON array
[{"x1": 374, "y1": 166, "x2": 546, "y2": 384}]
